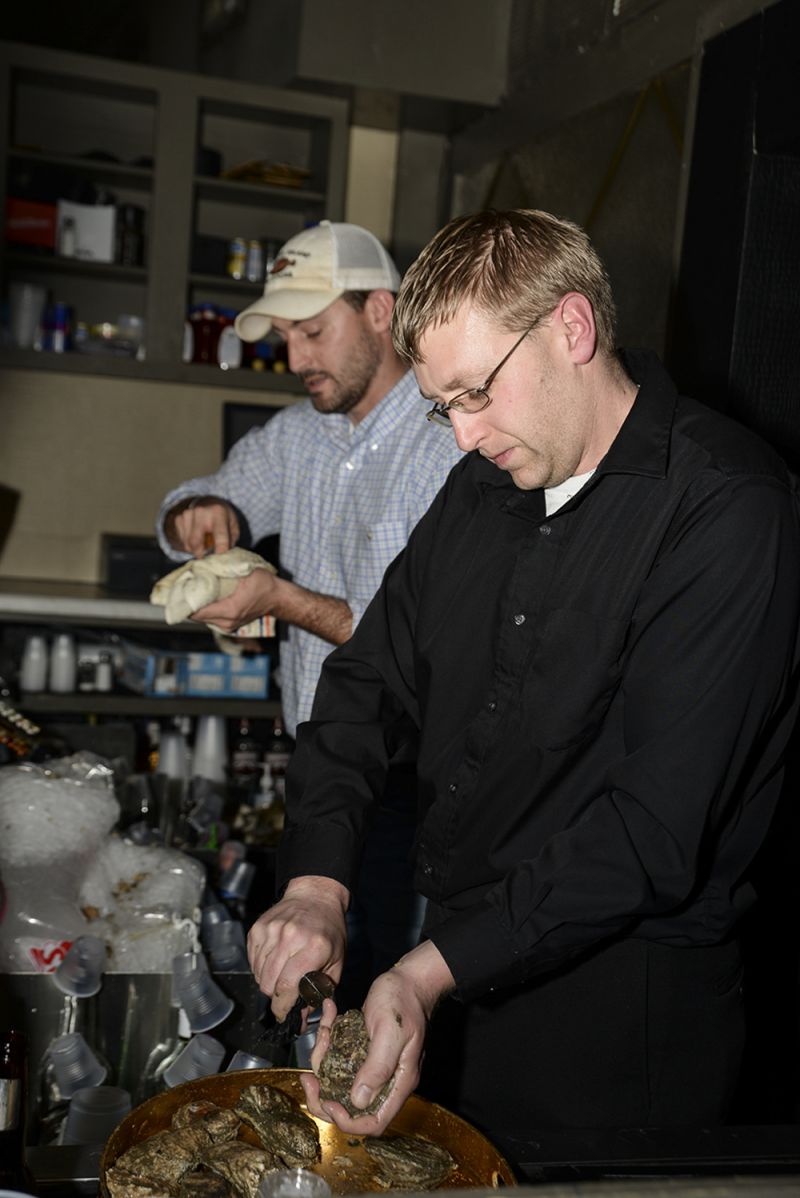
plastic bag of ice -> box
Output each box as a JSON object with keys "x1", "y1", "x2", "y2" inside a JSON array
[{"x1": 0, "y1": 755, "x2": 120, "y2": 972}]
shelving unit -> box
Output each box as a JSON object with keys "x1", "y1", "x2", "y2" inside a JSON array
[{"x1": 0, "y1": 41, "x2": 348, "y2": 390}]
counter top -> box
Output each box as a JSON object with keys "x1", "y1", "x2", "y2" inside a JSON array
[{"x1": 0, "y1": 576, "x2": 199, "y2": 630}]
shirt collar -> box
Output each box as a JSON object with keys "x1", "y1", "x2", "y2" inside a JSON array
[
  {"x1": 315, "y1": 370, "x2": 423, "y2": 447},
  {"x1": 470, "y1": 348, "x2": 677, "y2": 498}
]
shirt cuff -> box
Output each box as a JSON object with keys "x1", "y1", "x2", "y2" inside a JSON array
[{"x1": 425, "y1": 900, "x2": 530, "y2": 1003}]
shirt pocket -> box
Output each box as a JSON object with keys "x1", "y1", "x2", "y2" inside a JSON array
[
  {"x1": 523, "y1": 606, "x2": 628, "y2": 750},
  {"x1": 349, "y1": 517, "x2": 411, "y2": 600}
]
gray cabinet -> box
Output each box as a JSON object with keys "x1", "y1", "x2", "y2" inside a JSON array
[{"x1": 0, "y1": 41, "x2": 348, "y2": 392}]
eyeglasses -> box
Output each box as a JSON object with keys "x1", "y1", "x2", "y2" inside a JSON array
[{"x1": 425, "y1": 319, "x2": 539, "y2": 426}]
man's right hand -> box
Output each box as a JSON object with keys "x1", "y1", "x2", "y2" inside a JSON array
[
  {"x1": 165, "y1": 496, "x2": 240, "y2": 557},
  {"x1": 247, "y1": 875, "x2": 350, "y2": 1021}
]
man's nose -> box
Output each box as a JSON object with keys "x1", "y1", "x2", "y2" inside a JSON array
[{"x1": 449, "y1": 409, "x2": 483, "y2": 453}]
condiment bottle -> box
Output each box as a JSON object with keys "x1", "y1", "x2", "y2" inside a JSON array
[{"x1": 0, "y1": 1028, "x2": 33, "y2": 1191}]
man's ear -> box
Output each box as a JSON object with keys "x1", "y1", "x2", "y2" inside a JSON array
[
  {"x1": 363, "y1": 289, "x2": 395, "y2": 333},
  {"x1": 557, "y1": 292, "x2": 597, "y2": 365}
]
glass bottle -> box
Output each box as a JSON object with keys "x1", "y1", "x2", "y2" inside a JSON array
[
  {"x1": 265, "y1": 713, "x2": 294, "y2": 802},
  {"x1": 231, "y1": 718, "x2": 261, "y2": 781},
  {"x1": 0, "y1": 1028, "x2": 33, "y2": 1190}
]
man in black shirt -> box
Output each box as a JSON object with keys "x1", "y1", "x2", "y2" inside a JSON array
[{"x1": 246, "y1": 210, "x2": 800, "y2": 1146}]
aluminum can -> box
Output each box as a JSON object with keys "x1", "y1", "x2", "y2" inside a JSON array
[
  {"x1": 51, "y1": 301, "x2": 71, "y2": 353},
  {"x1": 246, "y1": 239, "x2": 264, "y2": 284},
  {"x1": 227, "y1": 237, "x2": 247, "y2": 280}
]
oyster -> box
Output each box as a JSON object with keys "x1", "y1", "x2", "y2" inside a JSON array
[
  {"x1": 179, "y1": 1171, "x2": 234, "y2": 1198},
  {"x1": 105, "y1": 1169, "x2": 172, "y2": 1198},
  {"x1": 364, "y1": 1134, "x2": 456, "y2": 1191},
  {"x1": 316, "y1": 1009, "x2": 392, "y2": 1117},
  {"x1": 108, "y1": 1124, "x2": 213, "y2": 1192},
  {"x1": 172, "y1": 1100, "x2": 223, "y2": 1129},
  {"x1": 234, "y1": 1083, "x2": 320, "y2": 1167},
  {"x1": 202, "y1": 1142, "x2": 276, "y2": 1198}
]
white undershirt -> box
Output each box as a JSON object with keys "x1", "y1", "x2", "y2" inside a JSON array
[{"x1": 544, "y1": 468, "x2": 596, "y2": 516}]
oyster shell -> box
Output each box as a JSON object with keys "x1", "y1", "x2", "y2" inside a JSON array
[
  {"x1": 364, "y1": 1133, "x2": 456, "y2": 1191},
  {"x1": 316, "y1": 1009, "x2": 392, "y2": 1117},
  {"x1": 202, "y1": 1142, "x2": 276, "y2": 1198},
  {"x1": 234, "y1": 1083, "x2": 320, "y2": 1167}
]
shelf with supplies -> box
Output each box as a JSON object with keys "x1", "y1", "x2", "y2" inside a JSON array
[{"x1": 0, "y1": 40, "x2": 348, "y2": 388}]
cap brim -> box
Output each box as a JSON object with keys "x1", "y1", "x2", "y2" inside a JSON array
[{"x1": 234, "y1": 287, "x2": 346, "y2": 342}]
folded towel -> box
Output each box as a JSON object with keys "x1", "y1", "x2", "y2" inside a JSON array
[{"x1": 150, "y1": 548, "x2": 276, "y2": 626}]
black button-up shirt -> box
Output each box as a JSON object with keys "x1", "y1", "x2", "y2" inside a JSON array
[{"x1": 279, "y1": 351, "x2": 800, "y2": 1003}]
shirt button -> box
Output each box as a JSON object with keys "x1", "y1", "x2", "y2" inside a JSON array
[
  {"x1": 487, "y1": 700, "x2": 497, "y2": 712},
  {"x1": 539, "y1": 524, "x2": 551, "y2": 536},
  {"x1": 423, "y1": 863, "x2": 433, "y2": 877},
  {"x1": 514, "y1": 613, "x2": 526, "y2": 626},
  {"x1": 448, "y1": 782, "x2": 457, "y2": 793}
]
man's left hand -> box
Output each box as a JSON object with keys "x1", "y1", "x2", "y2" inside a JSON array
[
  {"x1": 301, "y1": 940, "x2": 455, "y2": 1134},
  {"x1": 193, "y1": 569, "x2": 282, "y2": 633}
]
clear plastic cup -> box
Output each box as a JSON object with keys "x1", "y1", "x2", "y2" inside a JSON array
[
  {"x1": 157, "y1": 730, "x2": 189, "y2": 781},
  {"x1": 208, "y1": 920, "x2": 248, "y2": 971},
  {"x1": 193, "y1": 716, "x2": 228, "y2": 783},
  {"x1": 47, "y1": 1032, "x2": 107, "y2": 1099},
  {"x1": 257, "y1": 1169, "x2": 332, "y2": 1198},
  {"x1": 53, "y1": 934, "x2": 107, "y2": 998},
  {"x1": 61, "y1": 1085, "x2": 131, "y2": 1145},
  {"x1": 171, "y1": 951, "x2": 208, "y2": 1007},
  {"x1": 162, "y1": 1033, "x2": 225, "y2": 1088},
  {"x1": 200, "y1": 902, "x2": 231, "y2": 947},
  {"x1": 226, "y1": 1049, "x2": 274, "y2": 1072},
  {"x1": 173, "y1": 957, "x2": 234, "y2": 1032},
  {"x1": 219, "y1": 860, "x2": 256, "y2": 902}
]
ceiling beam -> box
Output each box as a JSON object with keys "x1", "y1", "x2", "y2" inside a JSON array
[{"x1": 451, "y1": 0, "x2": 783, "y2": 173}]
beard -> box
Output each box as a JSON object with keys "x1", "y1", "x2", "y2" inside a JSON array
[{"x1": 299, "y1": 324, "x2": 383, "y2": 415}]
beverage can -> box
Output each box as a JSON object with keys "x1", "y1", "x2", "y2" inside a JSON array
[
  {"x1": 227, "y1": 237, "x2": 247, "y2": 280},
  {"x1": 246, "y1": 239, "x2": 264, "y2": 284}
]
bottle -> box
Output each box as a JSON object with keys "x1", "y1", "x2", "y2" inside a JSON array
[
  {"x1": 231, "y1": 718, "x2": 261, "y2": 781},
  {"x1": 59, "y1": 216, "x2": 77, "y2": 258},
  {"x1": 20, "y1": 634, "x2": 48, "y2": 692},
  {"x1": 49, "y1": 633, "x2": 77, "y2": 693},
  {"x1": 0, "y1": 1028, "x2": 33, "y2": 1190},
  {"x1": 265, "y1": 713, "x2": 294, "y2": 802}
]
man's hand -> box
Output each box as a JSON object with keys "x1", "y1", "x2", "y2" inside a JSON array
[
  {"x1": 193, "y1": 568, "x2": 282, "y2": 634},
  {"x1": 166, "y1": 496, "x2": 240, "y2": 557},
  {"x1": 247, "y1": 876, "x2": 350, "y2": 1021},
  {"x1": 301, "y1": 940, "x2": 456, "y2": 1133}
]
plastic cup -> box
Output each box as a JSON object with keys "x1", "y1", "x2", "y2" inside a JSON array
[
  {"x1": 226, "y1": 1049, "x2": 274, "y2": 1072},
  {"x1": 171, "y1": 951, "x2": 209, "y2": 1007},
  {"x1": 157, "y1": 731, "x2": 189, "y2": 781},
  {"x1": 173, "y1": 957, "x2": 234, "y2": 1032},
  {"x1": 47, "y1": 1032, "x2": 107, "y2": 1100},
  {"x1": 219, "y1": 860, "x2": 256, "y2": 902},
  {"x1": 162, "y1": 1033, "x2": 225, "y2": 1088},
  {"x1": 208, "y1": 920, "x2": 248, "y2": 971},
  {"x1": 193, "y1": 716, "x2": 227, "y2": 783},
  {"x1": 200, "y1": 902, "x2": 231, "y2": 947},
  {"x1": 9, "y1": 281, "x2": 46, "y2": 348},
  {"x1": 257, "y1": 1169, "x2": 332, "y2": 1198},
  {"x1": 61, "y1": 1085, "x2": 131, "y2": 1145},
  {"x1": 53, "y1": 934, "x2": 106, "y2": 998}
]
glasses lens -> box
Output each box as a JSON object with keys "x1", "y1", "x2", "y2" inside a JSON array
[{"x1": 426, "y1": 407, "x2": 451, "y2": 426}]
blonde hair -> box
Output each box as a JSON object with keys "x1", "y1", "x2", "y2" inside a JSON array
[{"x1": 392, "y1": 209, "x2": 617, "y2": 361}]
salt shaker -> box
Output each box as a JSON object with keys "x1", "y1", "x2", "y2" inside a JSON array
[
  {"x1": 20, "y1": 634, "x2": 48, "y2": 692},
  {"x1": 49, "y1": 633, "x2": 77, "y2": 693}
]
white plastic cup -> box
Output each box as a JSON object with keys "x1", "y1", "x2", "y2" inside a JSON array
[
  {"x1": 162, "y1": 1033, "x2": 225, "y2": 1088},
  {"x1": 172, "y1": 954, "x2": 233, "y2": 1032},
  {"x1": 47, "y1": 1032, "x2": 107, "y2": 1099},
  {"x1": 9, "y1": 281, "x2": 46, "y2": 348},
  {"x1": 257, "y1": 1169, "x2": 332, "y2": 1198},
  {"x1": 53, "y1": 934, "x2": 106, "y2": 998},
  {"x1": 208, "y1": 920, "x2": 248, "y2": 971},
  {"x1": 226, "y1": 1049, "x2": 274, "y2": 1072},
  {"x1": 193, "y1": 716, "x2": 227, "y2": 783},
  {"x1": 157, "y1": 731, "x2": 189, "y2": 781},
  {"x1": 49, "y1": 633, "x2": 77, "y2": 693},
  {"x1": 61, "y1": 1084, "x2": 131, "y2": 1145}
]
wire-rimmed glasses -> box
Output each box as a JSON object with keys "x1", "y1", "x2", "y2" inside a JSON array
[{"x1": 425, "y1": 319, "x2": 539, "y2": 426}]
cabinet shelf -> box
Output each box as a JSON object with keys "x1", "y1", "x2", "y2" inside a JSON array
[
  {"x1": 19, "y1": 692, "x2": 280, "y2": 718},
  {"x1": 10, "y1": 147, "x2": 153, "y2": 190},
  {"x1": 5, "y1": 250, "x2": 148, "y2": 284},
  {"x1": 189, "y1": 272, "x2": 264, "y2": 296},
  {"x1": 194, "y1": 174, "x2": 326, "y2": 210}
]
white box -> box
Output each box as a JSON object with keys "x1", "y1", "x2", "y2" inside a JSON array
[{"x1": 57, "y1": 199, "x2": 116, "y2": 263}]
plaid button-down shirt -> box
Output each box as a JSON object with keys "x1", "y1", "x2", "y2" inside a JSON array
[{"x1": 157, "y1": 370, "x2": 462, "y2": 734}]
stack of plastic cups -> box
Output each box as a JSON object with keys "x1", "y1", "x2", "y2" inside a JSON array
[
  {"x1": 208, "y1": 920, "x2": 249, "y2": 972},
  {"x1": 219, "y1": 861, "x2": 256, "y2": 904},
  {"x1": 193, "y1": 716, "x2": 228, "y2": 784},
  {"x1": 47, "y1": 1032, "x2": 107, "y2": 1100},
  {"x1": 52, "y1": 935, "x2": 106, "y2": 998},
  {"x1": 171, "y1": 951, "x2": 233, "y2": 1031},
  {"x1": 163, "y1": 1034, "x2": 226, "y2": 1088},
  {"x1": 200, "y1": 901, "x2": 231, "y2": 949},
  {"x1": 61, "y1": 1085, "x2": 131, "y2": 1145}
]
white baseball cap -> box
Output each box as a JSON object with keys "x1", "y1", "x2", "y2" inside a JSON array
[{"x1": 234, "y1": 221, "x2": 401, "y2": 342}]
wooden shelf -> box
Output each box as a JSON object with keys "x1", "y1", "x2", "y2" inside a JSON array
[
  {"x1": 10, "y1": 147, "x2": 153, "y2": 190},
  {"x1": 194, "y1": 174, "x2": 326, "y2": 210},
  {"x1": 4, "y1": 250, "x2": 148, "y2": 284},
  {"x1": 189, "y1": 272, "x2": 264, "y2": 296}
]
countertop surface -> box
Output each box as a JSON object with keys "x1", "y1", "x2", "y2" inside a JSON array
[{"x1": 0, "y1": 576, "x2": 195, "y2": 629}]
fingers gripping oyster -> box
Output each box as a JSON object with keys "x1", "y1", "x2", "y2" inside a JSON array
[
  {"x1": 316, "y1": 1009, "x2": 393, "y2": 1118},
  {"x1": 234, "y1": 1083, "x2": 320, "y2": 1167}
]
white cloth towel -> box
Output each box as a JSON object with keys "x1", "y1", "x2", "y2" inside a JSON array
[{"x1": 150, "y1": 548, "x2": 276, "y2": 626}]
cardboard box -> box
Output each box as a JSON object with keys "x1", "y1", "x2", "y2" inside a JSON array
[
  {"x1": 120, "y1": 642, "x2": 270, "y2": 699},
  {"x1": 5, "y1": 197, "x2": 57, "y2": 248},
  {"x1": 57, "y1": 199, "x2": 116, "y2": 263}
]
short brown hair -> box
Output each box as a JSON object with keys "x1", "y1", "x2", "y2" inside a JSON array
[{"x1": 392, "y1": 209, "x2": 617, "y2": 361}]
